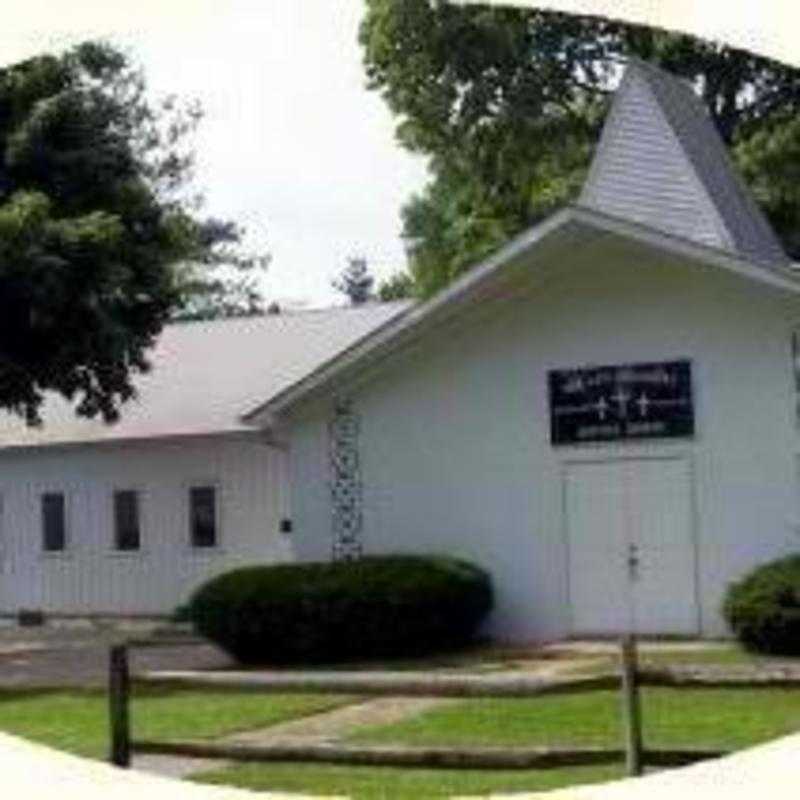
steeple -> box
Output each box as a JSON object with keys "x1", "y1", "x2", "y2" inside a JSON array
[{"x1": 579, "y1": 60, "x2": 789, "y2": 268}]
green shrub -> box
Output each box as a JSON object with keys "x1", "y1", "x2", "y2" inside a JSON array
[
  {"x1": 170, "y1": 603, "x2": 192, "y2": 623},
  {"x1": 723, "y1": 554, "x2": 800, "y2": 655},
  {"x1": 188, "y1": 555, "x2": 493, "y2": 665}
]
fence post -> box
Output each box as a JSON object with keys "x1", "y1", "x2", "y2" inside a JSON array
[
  {"x1": 620, "y1": 635, "x2": 643, "y2": 777},
  {"x1": 109, "y1": 643, "x2": 131, "y2": 768}
]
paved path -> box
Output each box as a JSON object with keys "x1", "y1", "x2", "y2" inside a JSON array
[
  {"x1": 230, "y1": 696, "x2": 456, "y2": 744},
  {"x1": 134, "y1": 659, "x2": 593, "y2": 780},
  {"x1": 0, "y1": 625, "x2": 233, "y2": 688},
  {"x1": 135, "y1": 696, "x2": 455, "y2": 779},
  {"x1": 134, "y1": 752, "x2": 232, "y2": 780}
]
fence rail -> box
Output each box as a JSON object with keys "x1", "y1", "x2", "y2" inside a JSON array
[
  {"x1": 109, "y1": 636, "x2": 777, "y2": 775},
  {"x1": 134, "y1": 740, "x2": 627, "y2": 770},
  {"x1": 136, "y1": 669, "x2": 619, "y2": 697}
]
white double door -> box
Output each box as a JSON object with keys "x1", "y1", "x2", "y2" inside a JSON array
[{"x1": 565, "y1": 457, "x2": 698, "y2": 635}]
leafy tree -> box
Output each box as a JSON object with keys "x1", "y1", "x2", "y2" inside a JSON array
[
  {"x1": 170, "y1": 218, "x2": 270, "y2": 322},
  {"x1": 333, "y1": 257, "x2": 375, "y2": 305},
  {"x1": 0, "y1": 41, "x2": 265, "y2": 425},
  {"x1": 361, "y1": 1, "x2": 800, "y2": 296},
  {"x1": 378, "y1": 270, "x2": 416, "y2": 301}
]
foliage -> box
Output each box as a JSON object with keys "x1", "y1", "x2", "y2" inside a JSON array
[
  {"x1": 734, "y1": 112, "x2": 800, "y2": 258},
  {"x1": 333, "y1": 256, "x2": 375, "y2": 305},
  {"x1": 360, "y1": 2, "x2": 800, "y2": 296},
  {"x1": 723, "y1": 555, "x2": 800, "y2": 654},
  {"x1": 187, "y1": 555, "x2": 493, "y2": 664},
  {"x1": 170, "y1": 217, "x2": 269, "y2": 321},
  {"x1": 0, "y1": 41, "x2": 265, "y2": 424},
  {"x1": 378, "y1": 269, "x2": 416, "y2": 301}
]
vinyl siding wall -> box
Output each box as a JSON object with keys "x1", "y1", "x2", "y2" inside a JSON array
[
  {"x1": 0, "y1": 434, "x2": 290, "y2": 615},
  {"x1": 580, "y1": 72, "x2": 731, "y2": 251},
  {"x1": 286, "y1": 237, "x2": 800, "y2": 641}
]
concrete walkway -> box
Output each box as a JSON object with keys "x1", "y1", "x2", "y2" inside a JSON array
[
  {"x1": 229, "y1": 697, "x2": 455, "y2": 745},
  {"x1": 0, "y1": 622, "x2": 233, "y2": 688},
  {"x1": 134, "y1": 697, "x2": 453, "y2": 779},
  {"x1": 464, "y1": 733, "x2": 800, "y2": 799},
  {"x1": 0, "y1": 732, "x2": 338, "y2": 799},
  {"x1": 134, "y1": 657, "x2": 596, "y2": 780}
]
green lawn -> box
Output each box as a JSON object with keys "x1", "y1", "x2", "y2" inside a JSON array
[
  {"x1": 0, "y1": 687, "x2": 350, "y2": 760},
  {"x1": 350, "y1": 688, "x2": 800, "y2": 752},
  {"x1": 5, "y1": 645, "x2": 800, "y2": 800},
  {"x1": 193, "y1": 686, "x2": 800, "y2": 798},
  {"x1": 195, "y1": 763, "x2": 622, "y2": 799}
]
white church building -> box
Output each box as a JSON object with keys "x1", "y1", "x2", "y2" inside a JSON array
[{"x1": 2, "y1": 61, "x2": 800, "y2": 641}]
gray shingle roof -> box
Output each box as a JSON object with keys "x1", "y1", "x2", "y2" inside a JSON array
[
  {"x1": 0, "y1": 302, "x2": 410, "y2": 449},
  {"x1": 579, "y1": 60, "x2": 789, "y2": 268}
]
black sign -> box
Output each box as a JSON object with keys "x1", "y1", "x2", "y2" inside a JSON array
[{"x1": 548, "y1": 360, "x2": 694, "y2": 445}]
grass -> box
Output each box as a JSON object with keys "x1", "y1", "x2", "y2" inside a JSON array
[
  {"x1": 535, "y1": 643, "x2": 800, "y2": 677},
  {"x1": 195, "y1": 762, "x2": 622, "y2": 799},
  {"x1": 0, "y1": 686, "x2": 350, "y2": 760},
  {"x1": 350, "y1": 687, "x2": 800, "y2": 751},
  {"x1": 5, "y1": 643, "x2": 800, "y2": 799},
  {"x1": 192, "y1": 686, "x2": 800, "y2": 798}
]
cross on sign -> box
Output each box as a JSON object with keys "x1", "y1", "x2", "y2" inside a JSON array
[
  {"x1": 611, "y1": 388, "x2": 630, "y2": 418},
  {"x1": 636, "y1": 392, "x2": 650, "y2": 417},
  {"x1": 595, "y1": 396, "x2": 609, "y2": 420}
]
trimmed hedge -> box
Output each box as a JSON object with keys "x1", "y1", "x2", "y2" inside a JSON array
[
  {"x1": 723, "y1": 555, "x2": 800, "y2": 655},
  {"x1": 188, "y1": 555, "x2": 493, "y2": 665}
]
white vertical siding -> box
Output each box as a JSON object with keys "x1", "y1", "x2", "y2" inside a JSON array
[
  {"x1": 287, "y1": 239, "x2": 800, "y2": 641},
  {"x1": 581, "y1": 64, "x2": 787, "y2": 266},
  {"x1": 0, "y1": 434, "x2": 291, "y2": 615},
  {"x1": 580, "y1": 71, "x2": 731, "y2": 251}
]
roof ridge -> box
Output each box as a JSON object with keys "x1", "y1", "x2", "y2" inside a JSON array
[{"x1": 166, "y1": 300, "x2": 413, "y2": 330}]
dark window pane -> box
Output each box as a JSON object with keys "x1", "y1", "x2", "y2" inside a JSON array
[
  {"x1": 190, "y1": 486, "x2": 217, "y2": 548},
  {"x1": 42, "y1": 493, "x2": 65, "y2": 552},
  {"x1": 114, "y1": 490, "x2": 140, "y2": 551}
]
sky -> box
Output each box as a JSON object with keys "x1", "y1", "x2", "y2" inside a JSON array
[
  {"x1": 3, "y1": 1, "x2": 789, "y2": 310},
  {"x1": 0, "y1": 0, "x2": 429, "y2": 307}
]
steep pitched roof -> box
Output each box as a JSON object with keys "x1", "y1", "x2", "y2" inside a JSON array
[
  {"x1": 246, "y1": 62, "x2": 800, "y2": 424},
  {"x1": 579, "y1": 60, "x2": 789, "y2": 268},
  {"x1": 0, "y1": 302, "x2": 410, "y2": 449},
  {"x1": 246, "y1": 206, "x2": 800, "y2": 426}
]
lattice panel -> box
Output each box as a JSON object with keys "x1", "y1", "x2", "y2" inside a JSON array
[{"x1": 329, "y1": 399, "x2": 363, "y2": 561}]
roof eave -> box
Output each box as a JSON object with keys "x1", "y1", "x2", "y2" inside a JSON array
[
  {"x1": 244, "y1": 205, "x2": 800, "y2": 428},
  {"x1": 570, "y1": 205, "x2": 800, "y2": 293},
  {"x1": 241, "y1": 207, "x2": 580, "y2": 427}
]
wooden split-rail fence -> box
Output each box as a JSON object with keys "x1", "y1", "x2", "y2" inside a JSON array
[{"x1": 108, "y1": 636, "x2": 798, "y2": 776}]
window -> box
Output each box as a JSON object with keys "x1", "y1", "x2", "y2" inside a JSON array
[
  {"x1": 189, "y1": 486, "x2": 217, "y2": 548},
  {"x1": 113, "y1": 490, "x2": 141, "y2": 551},
  {"x1": 42, "y1": 492, "x2": 66, "y2": 552}
]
